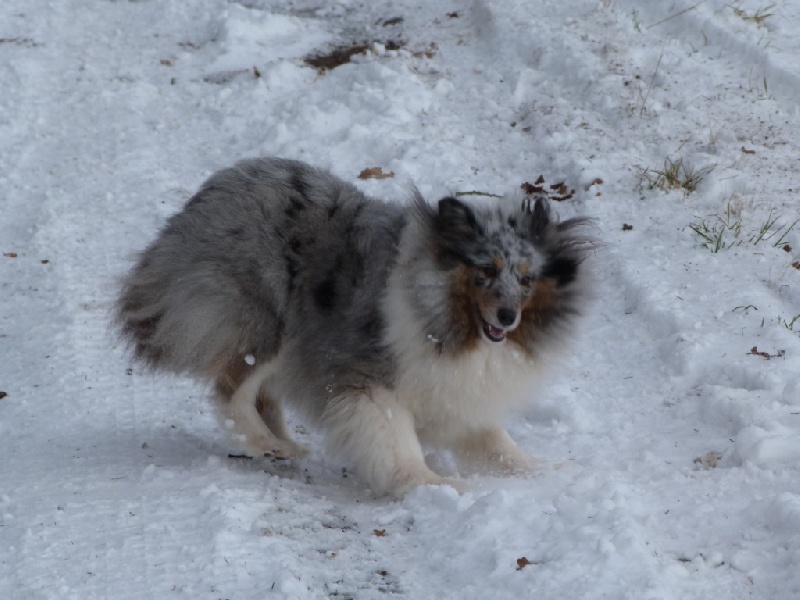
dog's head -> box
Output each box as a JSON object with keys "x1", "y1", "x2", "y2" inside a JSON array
[{"x1": 412, "y1": 194, "x2": 593, "y2": 355}]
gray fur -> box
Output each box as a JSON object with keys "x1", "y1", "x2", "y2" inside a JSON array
[
  {"x1": 117, "y1": 158, "x2": 403, "y2": 412},
  {"x1": 115, "y1": 157, "x2": 594, "y2": 493}
]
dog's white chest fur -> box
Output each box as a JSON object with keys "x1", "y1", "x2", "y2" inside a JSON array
[
  {"x1": 396, "y1": 339, "x2": 542, "y2": 436},
  {"x1": 383, "y1": 282, "x2": 544, "y2": 440}
]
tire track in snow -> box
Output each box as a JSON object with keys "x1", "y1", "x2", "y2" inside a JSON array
[
  {"x1": 600, "y1": 2, "x2": 800, "y2": 469},
  {"x1": 617, "y1": 0, "x2": 800, "y2": 108},
  {"x1": 0, "y1": 2, "x2": 232, "y2": 597}
]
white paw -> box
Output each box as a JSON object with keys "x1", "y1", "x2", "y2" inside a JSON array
[
  {"x1": 493, "y1": 450, "x2": 540, "y2": 475},
  {"x1": 246, "y1": 435, "x2": 308, "y2": 460},
  {"x1": 390, "y1": 470, "x2": 467, "y2": 497}
]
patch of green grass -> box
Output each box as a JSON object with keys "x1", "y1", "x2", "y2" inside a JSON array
[
  {"x1": 630, "y1": 9, "x2": 642, "y2": 33},
  {"x1": 688, "y1": 206, "x2": 797, "y2": 254},
  {"x1": 688, "y1": 204, "x2": 742, "y2": 253},
  {"x1": 748, "y1": 212, "x2": 798, "y2": 247},
  {"x1": 777, "y1": 314, "x2": 800, "y2": 332},
  {"x1": 729, "y1": 3, "x2": 775, "y2": 25},
  {"x1": 639, "y1": 158, "x2": 715, "y2": 194},
  {"x1": 732, "y1": 304, "x2": 758, "y2": 314}
]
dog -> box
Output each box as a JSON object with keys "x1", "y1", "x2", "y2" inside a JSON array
[{"x1": 115, "y1": 157, "x2": 593, "y2": 496}]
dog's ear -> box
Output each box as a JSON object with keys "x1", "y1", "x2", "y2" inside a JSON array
[
  {"x1": 432, "y1": 197, "x2": 483, "y2": 266},
  {"x1": 436, "y1": 197, "x2": 481, "y2": 239},
  {"x1": 522, "y1": 197, "x2": 550, "y2": 243}
]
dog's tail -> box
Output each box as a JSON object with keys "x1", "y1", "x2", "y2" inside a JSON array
[
  {"x1": 113, "y1": 223, "x2": 284, "y2": 388},
  {"x1": 115, "y1": 251, "x2": 243, "y2": 379}
]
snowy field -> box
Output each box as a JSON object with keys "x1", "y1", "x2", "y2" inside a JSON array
[{"x1": 2, "y1": 0, "x2": 800, "y2": 598}]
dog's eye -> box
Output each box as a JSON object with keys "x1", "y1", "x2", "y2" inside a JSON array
[
  {"x1": 519, "y1": 275, "x2": 533, "y2": 287},
  {"x1": 482, "y1": 266, "x2": 498, "y2": 279},
  {"x1": 474, "y1": 266, "x2": 498, "y2": 286}
]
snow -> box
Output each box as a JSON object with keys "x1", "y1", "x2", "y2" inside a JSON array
[{"x1": 1, "y1": 0, "x2": 799, "y2": 598}]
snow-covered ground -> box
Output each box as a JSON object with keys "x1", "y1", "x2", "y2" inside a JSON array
[{"x1": 2, "y1": 0, "x2": 800, "y2": 598}]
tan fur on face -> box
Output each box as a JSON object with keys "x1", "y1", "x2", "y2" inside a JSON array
[
  {"x1": 506, "y1": 277, "x2": 558, "y2": 355},
  {"x1": 448, "y1": 260, "x2": 527, "y2": 352},
  {"x1": 473, "y1": 282, "x2": 505, "y2": 325},
  {"x1": 448, "y1": 265, "x2": 483, "y2": 351}
]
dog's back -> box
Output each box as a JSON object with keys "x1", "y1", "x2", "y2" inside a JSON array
[{"x1": 116, "y1": 158, "x2": 405, "y2": 401}]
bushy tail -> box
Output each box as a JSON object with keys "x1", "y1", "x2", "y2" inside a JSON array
[{"x1": 114, "y1": 252, "x2": 255, "y2": 380}]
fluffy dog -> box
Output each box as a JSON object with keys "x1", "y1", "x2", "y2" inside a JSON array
[{"x1": 116, "y1": 158, "x2": 593, "y2": 495}]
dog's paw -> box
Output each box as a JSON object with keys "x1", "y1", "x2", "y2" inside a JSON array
[
  {"x1": 241, "y1": 433, "x2": 308, "y2": 461},
  {"x1": 389, "y1": 470, "x2": 467, "y2": 497},
  {"x1": 262, "y1": 439, "x2": 309, "y2": 461},
  {"x1": 436, "y1": 476, "x2": 469, "y2": 495},
  {"x1": 458, "y1": 449, "x2": 540, "y2": 477},
  {"x1": 492, "y1": 451, "x2": 540, "y2": 475}
]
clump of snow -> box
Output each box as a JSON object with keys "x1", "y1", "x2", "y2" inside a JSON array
[{"x1": 206, "y1": 4, "x2": 335, "y2": 76}]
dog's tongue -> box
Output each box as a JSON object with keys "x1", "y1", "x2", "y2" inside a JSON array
[{"x1": 484, "y1": 322, "x2": 505, "y2": 342}]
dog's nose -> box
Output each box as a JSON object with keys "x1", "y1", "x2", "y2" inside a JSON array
[{"x1": 496, "y1": 307, "x2": 517, "y2": 327}]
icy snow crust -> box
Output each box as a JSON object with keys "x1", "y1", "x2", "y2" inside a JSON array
[{"x1": 2, "y1": 0, "x2": 800, "y2": 598}]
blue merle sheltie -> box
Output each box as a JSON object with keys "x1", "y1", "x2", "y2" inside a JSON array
[{"x1": 115, "y1": 157, "x2": 594, "y2": 496}]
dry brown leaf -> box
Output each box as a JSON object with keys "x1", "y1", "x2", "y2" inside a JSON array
[
  {"x1": 520, "y1": 182, "x2": 544, "y2": 195},
  {"x1": 516, "y1": 557, "x2": 535, "y2": 570},
  {"x1": 749, "y1": 346, "x2": 785, "y2": 360},
  {"x1": 358, "y1": 167, "x2": 395, "y2": 180}
]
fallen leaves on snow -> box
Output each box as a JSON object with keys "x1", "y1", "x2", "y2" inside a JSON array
[
  {"x1": 520, "y1": 175, "x2": 576, "y2": 202},
  {"x1": 516, "y1": 557, "x2": 536, "y2": 570},
  {"x1": 359, "y1": 167, "x2": 395, "y2": 180},
  {"x1": 748, "y1": 346, "x2": 785, "y2": 360}
]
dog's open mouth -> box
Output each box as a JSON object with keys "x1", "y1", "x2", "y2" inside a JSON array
[{"x1": 481, "y1": 319, "x2": 506, "y2": 343}]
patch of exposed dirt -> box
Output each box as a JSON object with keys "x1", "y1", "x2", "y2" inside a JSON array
[{"x1": 305, "y1": 40, "x2": 403, "y2": 71}]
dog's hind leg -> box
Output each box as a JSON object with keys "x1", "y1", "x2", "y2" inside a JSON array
[
  {"x1": 255, "y1": 388, "x2": 292, "y2": 441},
  {"x1": 216, "y1": 360, "x2": 307, "y2": 459},
  {"x1": 254, "y1": 385, "x2": 308, "y2": 458},
  {"x1": 324, "y1": 388, "x2": 464, "y2": 496}
]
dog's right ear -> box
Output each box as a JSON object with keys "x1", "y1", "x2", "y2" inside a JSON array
[
  {"x1": 522, "y1": 196, "x2": 551, "y2": 243},
  {"x1": 436, "y1": 197, "x2": 482, "y2": 240},
  {"x1": 411, "y1": 194, "x2": 483, "y2": 266},
  {"x1": 424, "y1": 196, "x2": 483, "y2": 267}
]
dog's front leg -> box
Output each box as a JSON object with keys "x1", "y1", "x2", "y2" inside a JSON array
[
  {"x1": 324, "y1": 388, "x2": 462, "y2": 496},
  {"x1": 450, "y1": 426, "x2": 539, "y2": 476}
]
